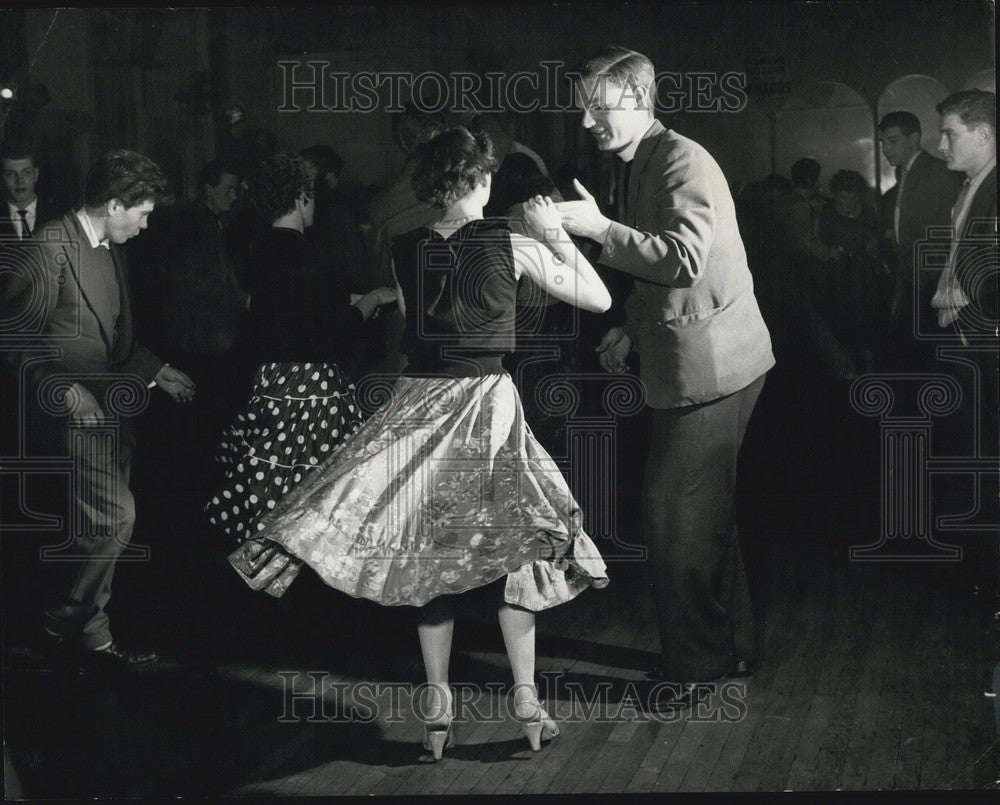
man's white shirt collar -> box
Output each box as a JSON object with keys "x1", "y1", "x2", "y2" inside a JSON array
[{"x1": 75, "y1": 208, "x2": 110, "y2": 250}]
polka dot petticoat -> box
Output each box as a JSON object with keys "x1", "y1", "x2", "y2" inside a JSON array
[{"x1": 206, "y1": 361, "x2": 363, "y2": 542}]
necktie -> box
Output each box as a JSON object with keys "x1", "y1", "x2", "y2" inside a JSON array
[
  {"x1": 893, "y1": 165, "x2": 907, "y2": 244},
  {"x1": 16, "y1": 208, "x2": 31, "y2": 239}
]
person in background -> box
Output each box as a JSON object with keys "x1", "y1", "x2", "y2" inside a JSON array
[
  {"x1": 0, "y1": 149, "x2": 195, "y2": 670},
  {"x1": 877, "y1": 110, "x2": 963, "y2": 368},
  {"x1": 206, "y1": 152, "x2": 396, "y2": 546}
]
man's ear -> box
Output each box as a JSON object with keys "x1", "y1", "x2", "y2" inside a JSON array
[
  {"x1": 107, "y1": 198, "x2": 123, "y2": 215},
  {"x1": 634, "y1": 82, "x2": 651, "y2": 111}
]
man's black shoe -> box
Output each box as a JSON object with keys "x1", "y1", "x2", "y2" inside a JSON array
[
  {"x1": 645, "y1": 659, "x2": 757, "y2": 682},
  {"x1": 728, "y1": 659, "x2": 757, "y2": 679},
  {"x1": 642, "y1": 680, "x2": 713, "y2": 714},
  {"x1": 79, "y1": 642, "x2": 160, "y2": 670}
]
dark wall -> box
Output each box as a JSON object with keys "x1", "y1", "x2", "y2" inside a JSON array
[{"x1": 3, "y1": 2, "x2": 994, "y2": 199}]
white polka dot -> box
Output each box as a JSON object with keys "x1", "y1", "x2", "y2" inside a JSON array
[
  {"x1": 211, "y1": 497, "x2": 219, "y2": 504},
  {"x1": 220, "y1": 512, "x2": 228, "y2": 521},
  {"x1": 223, "y1": 490, "x2": 232, "y2": 499},
  {"x1": 320, "y1": 443, "x2": 329, "y2": 452},
  {"x1": 294, "y1": 473, "x2": 302, "y2": 483},
  {"x1": 235, "y1": 484, "x2": 244, "y2": 493},
  {"x1": 321, "y1": 382, "x2": 328, "y2": 391},
  {"x1": 309, "y1": 457, "x2": 318, "y2": 465},
  {"x1": 298, "y1": 385, "x2": 306, "y2": 393},
  {"x1": 232, "y1": 505, "x2": 239, "y2": 514},
  {"x1": 312, "y1": 372, "x2": 320, "y2": 380},
  {"x1": 297, "y1": 435, "x2": 305, "y2": 444},
  {"x1": 267, "y1": 500, "x2": 276, "y2": 509},
  {"x1": 257, "y1": 523, "x2": 265, "y2": 530},
  {"x1": 277, "y1": 432, "x2": 286, "y2": 441},
  {"x1": 256, "y1": 471, "x2": 265, "y2": 481},
  {"x1": 236, "y1": 523, "x2": 244, "y2": 531},
  {"x1": 249, "y1": 494, "x2": 258, "y2": 504}
]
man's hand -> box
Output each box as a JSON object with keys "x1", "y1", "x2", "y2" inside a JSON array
[
  {"x1": 370, "y1": 286, "x2": 399, "y2": 305},
  {"x1": 67, "y1": 383, "x2": 105, "y2": 426},
  {"x1": 595, "y1": 326, "x2": 632, "y2": 374},
  {"x1": 154, "y1": 365, "x2": 196, "y2": 402},
  {"x1": 555, "y1": 179, "x2": 612, "y2": 241}
]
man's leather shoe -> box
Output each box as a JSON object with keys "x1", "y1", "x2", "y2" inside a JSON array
[
  {"x1": 642, "y1": 680, "x2": 713, "y2": 714},
  {"x1": 645, "y1": 659, "x2": 757, "y2": 682},
  {"x1": 728, "y1": 659, "x2": 757, "y2": 679},
  {"x1": 76, "y1": 642, "x2": 160, "y2": 671}
]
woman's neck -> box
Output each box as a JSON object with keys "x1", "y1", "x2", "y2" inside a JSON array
[{"x1": 437, "y1": 201, "x2": 483, "y2": 225}]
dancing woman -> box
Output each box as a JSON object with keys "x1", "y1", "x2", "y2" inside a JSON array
[
  {"x1": 229, "y1": 128, "x2": 611, "y2": 758},
  {"x1": 207, "y1": 153, "x2": 395, "y2": 542}
]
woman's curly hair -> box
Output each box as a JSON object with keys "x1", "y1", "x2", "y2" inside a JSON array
[
  {"x1": 829, "y1": 169, "x2": 869, "y2": 198},
  {"x1": 247, "y1": 152, "x2": 315, "y2": 223},
  {"x1": 411, "y1": 127, "x2": 497, "y2": 210}
]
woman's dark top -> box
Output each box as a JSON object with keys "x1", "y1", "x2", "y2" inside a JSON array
[
  {"x1": 392, "y1": 217, "x2": 517, "y2": 377},
  {"x1": 248, "y1": 227, "x2": 363, "y2": 365}
]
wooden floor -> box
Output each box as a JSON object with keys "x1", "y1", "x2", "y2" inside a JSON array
[{"x1": 4, "y1": 526, "x2": 998, "y2": 796}]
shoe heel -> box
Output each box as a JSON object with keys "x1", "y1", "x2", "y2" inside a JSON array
[
  {"x1": 522, "y1": 721, "x2": 543, "y2": 751},
  {"x1": 425, "y1": 727, "x2": 451, "y2": 760}
]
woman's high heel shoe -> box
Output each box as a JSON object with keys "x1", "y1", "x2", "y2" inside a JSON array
[
  {"x1": 420, "y1": 683, "x2": 455, "y2": 761},
  {"x1": 513, "y1": 692, "x2": 560, "y2": 752}
]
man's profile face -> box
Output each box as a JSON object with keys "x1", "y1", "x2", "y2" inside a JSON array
[
  {"x1": 107, "y1": 199, "x2": 155, "y2": 244},
  {"x1": 204, "y1": 172, "x2": 239, "y2": 215},
  {"x1": 575, "y1": 75, "x2": 650, "y2": 155},
  {"x1": 2, "y1": 157, "x2": 38, "y2": 207},
  {"x1": 938, "y1": 112, "x2": 986, "y2": 175},
  {"x1": 878, "y1": 126, "x2": 919, "y2": 168}
]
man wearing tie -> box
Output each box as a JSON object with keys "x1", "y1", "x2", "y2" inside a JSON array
[
  {"x1": 877, "y1": 111, "x2": 963, "y2": 367},
  {"x1": 0, "y1": 141, "x2": 59, "y2": 245},
  {"x1": 931, "y1": 89, "x2": 998, "y2": 612},
  {"x1": 1, "y1": 149, "x2": 196, "y2": 670},
  {"x1": 557, "y1": 47, "x2": 774, "y2": 706}
]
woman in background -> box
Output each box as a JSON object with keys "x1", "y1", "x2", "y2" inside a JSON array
[{"x1": 206, "y1": 152, "x2": 396, "y2": 543}]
